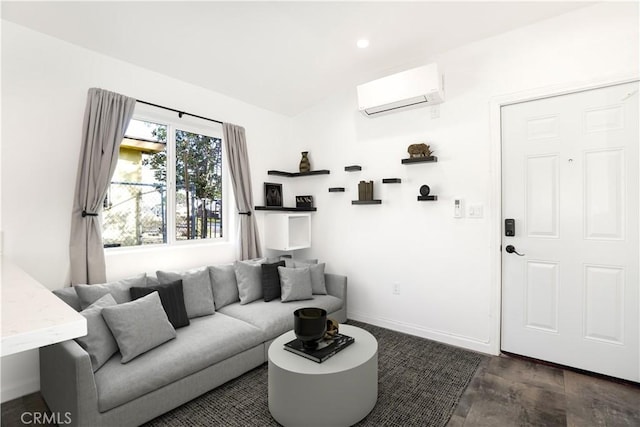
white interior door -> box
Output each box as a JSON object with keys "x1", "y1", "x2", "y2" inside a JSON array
[{"x1": 501, "y1": 82, "x2": 639, "y2": 381}]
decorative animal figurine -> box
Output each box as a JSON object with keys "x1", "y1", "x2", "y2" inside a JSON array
[
  {"x1": 324, "y1": 318, "x2": 339, "y2": 339},
  {"x1": 407, "y1": 143, "x2": 433, "y2": 158}
]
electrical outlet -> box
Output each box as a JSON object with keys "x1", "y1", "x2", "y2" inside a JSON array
[{"x1": 392, "y1": 283, "x2": 401, "y2": 295}]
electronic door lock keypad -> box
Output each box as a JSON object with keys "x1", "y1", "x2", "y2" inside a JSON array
[{"x1": 505, "y1": 219, "x2": 515, "y2": 237}]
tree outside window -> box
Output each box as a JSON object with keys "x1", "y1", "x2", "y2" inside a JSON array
[{"x1": 103, "y1": 118, "x2": 223, "y2": 248}]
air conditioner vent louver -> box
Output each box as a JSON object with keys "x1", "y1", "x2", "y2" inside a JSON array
[{"x1": 357, "y1": 64, "x2": 444, "y2": 117}]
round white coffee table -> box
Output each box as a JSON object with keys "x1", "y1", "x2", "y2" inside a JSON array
[{"x1": 268, "y1": 324, "x2": 378, "y2": 427}]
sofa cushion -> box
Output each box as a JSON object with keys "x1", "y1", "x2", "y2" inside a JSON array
[
  {"x1": 157, "y1": 268, "x2": 215, "y2": 319},
  {"x1": 234, "y1": 260, "x2": 263, "y2": 305},
  {"x1": 52, "y1": 287, "x2": 82, "y2": 312},
  {"x1": 262, "y1": 261, "x2": 285, "y2": 302},
  {"x1": 293, "y1": 261, "x2": 327, "y2": 295},
  {"x1": 208, "y1": 263, "x2": 239, "y2": 309},
  {"x1": 94, "y1": 313, "x2": 263, "y2": 412},
  {"x1": 75, "y1": 274, "x2": 147, "y2": 309},
  {"x1": 102, "y1": 292, "x2": 177, "y2": 363},
  {"x1": 75, "y1": 294, "x2": 118, "y2": 372},
  {"x1": 218, "y1": 294, "x2": 343, "y2": 341},
  {"x1": 279, "y1": 266, "x2": 313, "y2": 302},
  {"x1": 130, "y1": 280, "x2": 190, "y2": 329}
]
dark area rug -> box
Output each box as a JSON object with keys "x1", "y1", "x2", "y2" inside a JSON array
[{"x1": 145, "y1": 320, "x2": 486, "y2": 427}]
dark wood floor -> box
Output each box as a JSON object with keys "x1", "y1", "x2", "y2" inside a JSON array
[
  {"x1": 448, "y1": 354, "x2": 640, "y2": 427},
  {"x1": 2, "y1": 393, "x2": 54, "y2": 427},
  {"x1": 2, "y1": 354, "x2": 639, "y2": 426}
]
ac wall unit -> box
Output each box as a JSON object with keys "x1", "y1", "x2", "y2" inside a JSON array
[{"x1": 357, "y1": 63, "x2": 444, "y2": 117}]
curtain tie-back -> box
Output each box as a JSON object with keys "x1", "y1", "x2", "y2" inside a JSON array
[
  {"x1": 81, "y1": 210, "x2": 99, "y2": 217},
  {"x1": 238, "y1": 211, "x2": 252, "y2": 216}
]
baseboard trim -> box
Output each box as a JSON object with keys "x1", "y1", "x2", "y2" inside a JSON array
[
  {"x1": 348, "y1": 311, "x2": 495, "y2": 355},
  {"x1": 1, "y1": 378, "x2": 39, "y2": 403}
]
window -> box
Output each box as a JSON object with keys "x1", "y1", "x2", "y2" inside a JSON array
[{"x1": 103, "y1": 115, "x2": 223, "y2": 248}]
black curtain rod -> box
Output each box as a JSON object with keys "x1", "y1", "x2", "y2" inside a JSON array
[{"x1": 136, "y1": 99, "x2": 224, "y2": 125}]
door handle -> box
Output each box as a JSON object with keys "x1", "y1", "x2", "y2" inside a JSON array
[{"x1": 505, "y1": 245, "x2": 525, "y2": 256}]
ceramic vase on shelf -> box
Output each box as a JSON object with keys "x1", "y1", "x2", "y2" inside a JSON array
[{"x1": 299, "y1": 151, "x2": 311, "y2": 173}]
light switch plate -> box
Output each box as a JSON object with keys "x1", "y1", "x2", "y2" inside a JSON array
[{"x1": 468, "y1": 204, "x2": 484, "y2": 218}]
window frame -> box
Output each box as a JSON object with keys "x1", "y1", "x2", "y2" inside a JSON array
[{"x1": 104, "y1": 105, "x2": 228, "y2": 251}]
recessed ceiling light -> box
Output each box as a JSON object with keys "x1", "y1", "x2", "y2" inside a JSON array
[{"x1": 357, "y1": 39, "x2": 370, "y2": 49}]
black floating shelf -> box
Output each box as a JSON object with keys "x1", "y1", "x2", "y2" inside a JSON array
[
  {"x1": 401, "y1": 156, "x2": 438, "y2": 164},
  {"x1": 417, "y1": 195, "x2": 438, "y2": 201},
  {"x1": 254, "y1": 206, "x2": 317, "y2": 212},
  {"x1": 352, "y1": 200, "x2": 382, "y2": 205},
  {"x1": 329, "y1": 187, "x2": 346, "y2": 192},
  {"x1": 344, "y1": 165, "x2": 362, "y2": 172},
  {"x1": 382, "y1": 178, "x2": 402, "y2": 184},
  {"x1": 267, "y1": 169, "x2": 330, "y2": 177}
]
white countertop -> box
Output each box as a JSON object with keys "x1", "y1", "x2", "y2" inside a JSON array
[{"x1": 1, "y1": 257, "x2": 86, "y2": 357}]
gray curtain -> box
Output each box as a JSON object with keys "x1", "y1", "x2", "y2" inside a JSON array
[
  {"x1": 223, "y1": 123, "x2": 262, "y2": 260},
  {"x1": 70, "y1": 88, "x2": 136, "y2": 284}
]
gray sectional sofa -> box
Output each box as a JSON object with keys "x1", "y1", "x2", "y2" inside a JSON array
[{"x1": 41, "y1": 261, "x2": 347, "y2": 427}]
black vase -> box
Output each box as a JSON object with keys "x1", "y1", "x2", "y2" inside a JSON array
[{"x1": 294, "y1": 308, "x2": 327, "y2": 349}]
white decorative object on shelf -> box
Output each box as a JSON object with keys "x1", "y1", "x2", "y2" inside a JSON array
[{"x1": 264, "y1": 213, "x2": 311, "y2": 251}]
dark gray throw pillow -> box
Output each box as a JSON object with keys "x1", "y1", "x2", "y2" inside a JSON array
[
  {"x1": 130, "y1": 280, "x2": 190, "y2": 329},
  {"x1": 261, "y1": 261, "x2": 285, "y2": 302}
]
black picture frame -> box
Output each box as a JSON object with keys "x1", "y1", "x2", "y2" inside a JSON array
[{"x1": 264, "y1": 183, "x2": 283, "y2": 207}]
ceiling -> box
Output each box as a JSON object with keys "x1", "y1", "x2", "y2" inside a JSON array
[{"x1": 2, "y1": 1, "x2": 594, "y2": 116}]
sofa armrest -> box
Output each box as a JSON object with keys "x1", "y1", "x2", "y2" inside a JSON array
[
  {"x1": 324, "y1": 273, "x2": 347, "y2": 321},
  {"x1": 40, "y1": 340, "x2": 98, "y2": 427},
  {"x1": 325, "y1": 273, "x2": 346, "y2": 299}
]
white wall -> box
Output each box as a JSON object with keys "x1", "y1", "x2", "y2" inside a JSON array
[
  {"x1": 285, "y1": 2, "x2": 639, "y2": 353},
  {"x1": 0, "y1": 20, "x2": 292, "y2": 401},
  {"x1": 1, "y1": 1, "x2": 638, "y2": 402}
]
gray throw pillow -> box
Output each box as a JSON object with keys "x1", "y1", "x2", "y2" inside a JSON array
[
  {"x1": 157, "y1": 268, "x2": 215, "y2": 319},
  {"x1": 52, "y1": 287, "x2": 82, "y2": 312},
  {"x1": 74, "y1": 294, "x2": 118, "y2": 372},
  {"x1": 283, "y1": 257, "x2": 318, "y2": 268},
  {"x1": 102, "y1": 292, "x2": 176, "y2": 363},
  {"x1": 278, "y1": 266, "x2": 313, "y2": 302},
  {"x1": 293, "y1": 261, "x2": 327, "y2": 295},
  {"x1": 234, "y1": 260, "x2": 264, "y2": 305},
  {"x1": 208, "y1": 264, "x2": 239, "y2": 309},
  {"x1": 146, "y1": 276, "x2": 160, "y2": 287},
  {"x1": 75, "y1": 274, "x2": 147, "y2": 309}
]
